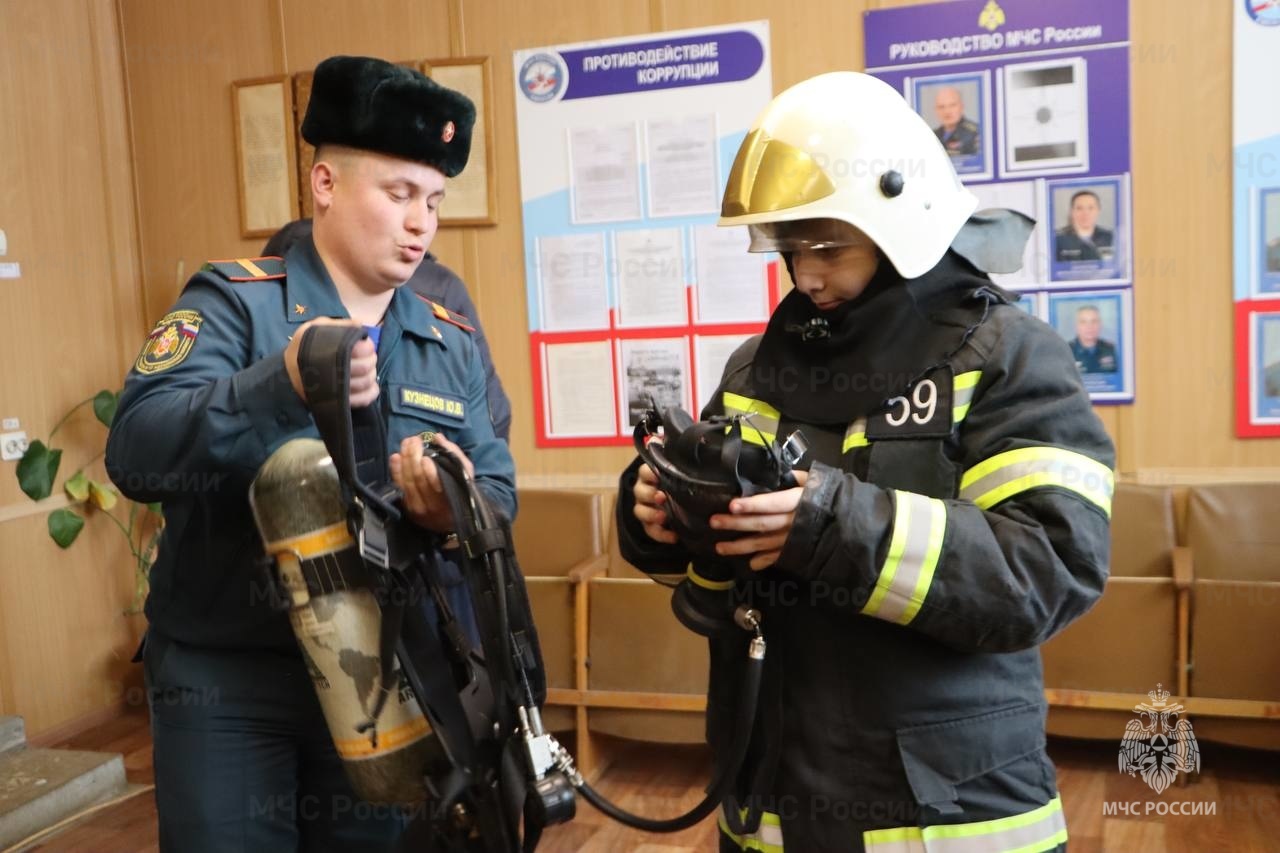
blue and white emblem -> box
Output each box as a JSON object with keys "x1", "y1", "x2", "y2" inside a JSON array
[
  {"x1": 519, "y1": 52, "x2": 567, "y2": 102},
  {"x1": 1246, "y1": 0, "x2": 1280, "y2": 26}
]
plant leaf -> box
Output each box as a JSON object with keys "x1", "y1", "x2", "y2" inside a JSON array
[
  {"x1": 64, "y1": 470, "x2": 90, "y2": 502},
  {"x1": 48, "y1": 508, "x2": 85, "y2": 548},
  {"x1": 89, "y1": 480, "x2": 118, "y2": 511},
  {"x1": 17, "y1": 441, "x2": 61, "y2": 501},
  {"x1": 93, "y1": 390, "x2": 119, "y2": 427}
]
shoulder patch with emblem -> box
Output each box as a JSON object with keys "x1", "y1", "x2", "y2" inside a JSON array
[
  {"x1": 203, "y1": 256, "x2": 286, "y2": 282},
  {"x1": 135, "y1": 310, "x2": 202, "y2": 374},
  {"x1": 414, "y1": 294, "x2": 475, "y2": 332}
]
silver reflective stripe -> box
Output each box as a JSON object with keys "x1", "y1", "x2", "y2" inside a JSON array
[
  {"x1": 864, "y1": 796, "x2": 1067, "y2": 853},
  {"x1": 959, "y1": 447, "x2": 1114, "y2": 516},
  {"x1": 952, "y1": 370, "x2": 981, "y2": 424},
  {"x1": 860, "y1": 491, "x2": 947, "y2": 625},
  {"x1": 862, "y1": 832, "x2": 925, "y2": 853},
  {"x1": 723, "y1": 391, "x2": 780, "y2": 444}
]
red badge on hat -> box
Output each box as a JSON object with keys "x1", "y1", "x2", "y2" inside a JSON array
[{"x1": 442, "y1": 121, "x2": 455, "y2": 143}]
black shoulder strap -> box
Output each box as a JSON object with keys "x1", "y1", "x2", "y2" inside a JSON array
[{"x1": 297, "y1": 324, "x2": 400, "y2": 524}]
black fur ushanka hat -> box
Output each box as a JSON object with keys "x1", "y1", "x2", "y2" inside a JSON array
[{"x1": 302, "y1": 55, "x2": 475, "y2": 177}]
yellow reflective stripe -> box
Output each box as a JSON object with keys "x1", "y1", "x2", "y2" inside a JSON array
[
  {"x1": 862, "y1": 826, "x2": 925, "y2": 853},
  {"x1": 687, "y1": 565, "x2": 734, "y2": 592},
  {"x1": 960, "y1": 447, "x2": 1114, "y2": 516},
  {"x1": 952, "y1": 370, "x2": 981, "y2": 424},
  {"x1": 723, "y1": 391, "x2": 781, "y2": 420},
  {"x1": 861, "y1": 491, "x2": 946, "y2": 625},
  {"x1": 843, "y1": 417, "x2": 869, "y2": 453},
  {"x1": 723, "y1": 391, "x2": 780, "y2": 445},
  {"x1": 719, "y1": 807, "x2": 784, "y2": 853},
  {"x1": 864, "y1": 796, "x2": 1066, "y2": 853}
]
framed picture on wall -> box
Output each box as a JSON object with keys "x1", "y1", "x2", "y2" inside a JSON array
[
  {"x1": 999, "y1": 57, "x2": 1089, "y2": 177},
  {"x1": 423, "y1": 56, "x2": 497, "y2": 226},
  {"x1": 1255, "y1": 187, "x2": 1280, "y2": 296},
  {"x1": 907, "y1": 70, "x2": 992, "y2": 181},
  {"x1": 231, "y1": 76, "x2": 300, "y2": 238},
  {"x1": 1047, "y1": 288, "x2": 1134, "y2": 403},
  {"x1": 1046, "y1": 175, "x2": 1131, "y2": 286},
  {"x1": 1236, "y1": 302, "x2": 1280, "y2": 437}
]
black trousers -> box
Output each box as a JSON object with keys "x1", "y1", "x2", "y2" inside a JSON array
[{"x1": 144, "y1": 632, "x2": 407, "y2": 853}]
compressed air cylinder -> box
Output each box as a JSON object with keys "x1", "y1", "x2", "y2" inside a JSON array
[{"x1": 250, "y1": 438, "x2": 440, "y2": 805}]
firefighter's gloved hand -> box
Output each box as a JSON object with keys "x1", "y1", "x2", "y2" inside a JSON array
[
  {"x1": 633, "y1": 462, "x2": 679, "y2": 545},
  {"x1": 390, "y1": 433, "x2": 474, "y2": 533},
  {"x1": 709, "y1": 469, "x2": 809, "y2": 572}
]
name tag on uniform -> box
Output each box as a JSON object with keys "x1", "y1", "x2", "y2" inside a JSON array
[
  {"x1": 864, "y1": 366, "x2": 954, "y2": 440},
  {"x1": 398, "y1": 386, "x2": 466, "y2": 421}
]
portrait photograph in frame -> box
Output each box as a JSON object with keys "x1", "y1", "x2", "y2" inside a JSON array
[
  {"x1": 1046, "y1": 175, "x2": 1131, "y2": 285},
  {"x1": 1048, "y1": 288, "x2": 1134, "y2": 402},
  {"x1": 909, "y1": 70, "x2": 992, "y2": 181}
]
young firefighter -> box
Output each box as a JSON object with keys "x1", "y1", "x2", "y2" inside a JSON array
[{"x1": 618, "y1": 72, "x2": 1112, "y2": 853}]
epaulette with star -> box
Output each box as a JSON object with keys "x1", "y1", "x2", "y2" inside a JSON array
[
  {"x1": 202, "y1": 256, "x2": 287, "y2": 282},
  {"x1": 414, "y1": 293, "x2": 475, "y2": 332}
]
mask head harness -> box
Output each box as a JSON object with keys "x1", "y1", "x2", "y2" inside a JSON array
[{"x1": 633, "y1": 402, "x2": 806, "y2": 561}]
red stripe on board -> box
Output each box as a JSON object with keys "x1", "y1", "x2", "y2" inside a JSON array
[{"x1": 532, "y1": 260, "x2": 784, "y2": 448}]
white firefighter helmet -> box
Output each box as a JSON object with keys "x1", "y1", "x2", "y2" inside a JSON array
[{"x1": 719, "y1": 71, "x2": 978, "y2": 280}]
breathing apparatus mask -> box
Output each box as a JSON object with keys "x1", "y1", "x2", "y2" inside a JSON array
[{"x1": 633, "y1": 401, "x2": 807, "y2": 637}]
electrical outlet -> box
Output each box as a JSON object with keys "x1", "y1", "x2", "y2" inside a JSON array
[
  {"x1": 1, "y1": 418, "x2": 17, "y2": 430},
  {"x1": 1, "y1": 431, "x2": 28, "y2": 461}
]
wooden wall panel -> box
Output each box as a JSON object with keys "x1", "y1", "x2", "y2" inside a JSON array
[
  {"x1": 0, "y1": 515, "x2": 142, "y2": 733},
  {"x1": 120, "y1": 0, "x2": 282, "y2": 324},
  {"x1": 1126, "y1": 1, "x2": 1251, "y2": 472},
  {"x1": 278, "y1": 0, "x2": 451, "y2": 74},
  {"x1": 0, "y1": 0, "x2": 146, "y2": 736}
]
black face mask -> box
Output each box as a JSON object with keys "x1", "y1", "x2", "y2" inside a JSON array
[
  {"x1": 750, "y1": 251, "x2": 1001, "y2": 425},
  {"x1": 632, "y1": 405, "x2": 804, "y2": 564}
]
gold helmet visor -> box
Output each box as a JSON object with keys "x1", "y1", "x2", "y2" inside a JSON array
[{"x1": 720, "y1": 129, "x2": 836, "y2": 219}]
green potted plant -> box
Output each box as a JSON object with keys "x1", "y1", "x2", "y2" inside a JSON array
[{"x1": 15, "y1": 390, "x2": 162, "y2": 612}]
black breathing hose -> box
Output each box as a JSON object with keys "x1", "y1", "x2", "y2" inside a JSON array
[{"x1": 573, "y1": 640, "x2": 765, "y2": 833}]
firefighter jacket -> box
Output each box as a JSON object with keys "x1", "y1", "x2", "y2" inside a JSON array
[{"x1": 617, "y1": 252, "x2": 1114, "y2": 852}]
